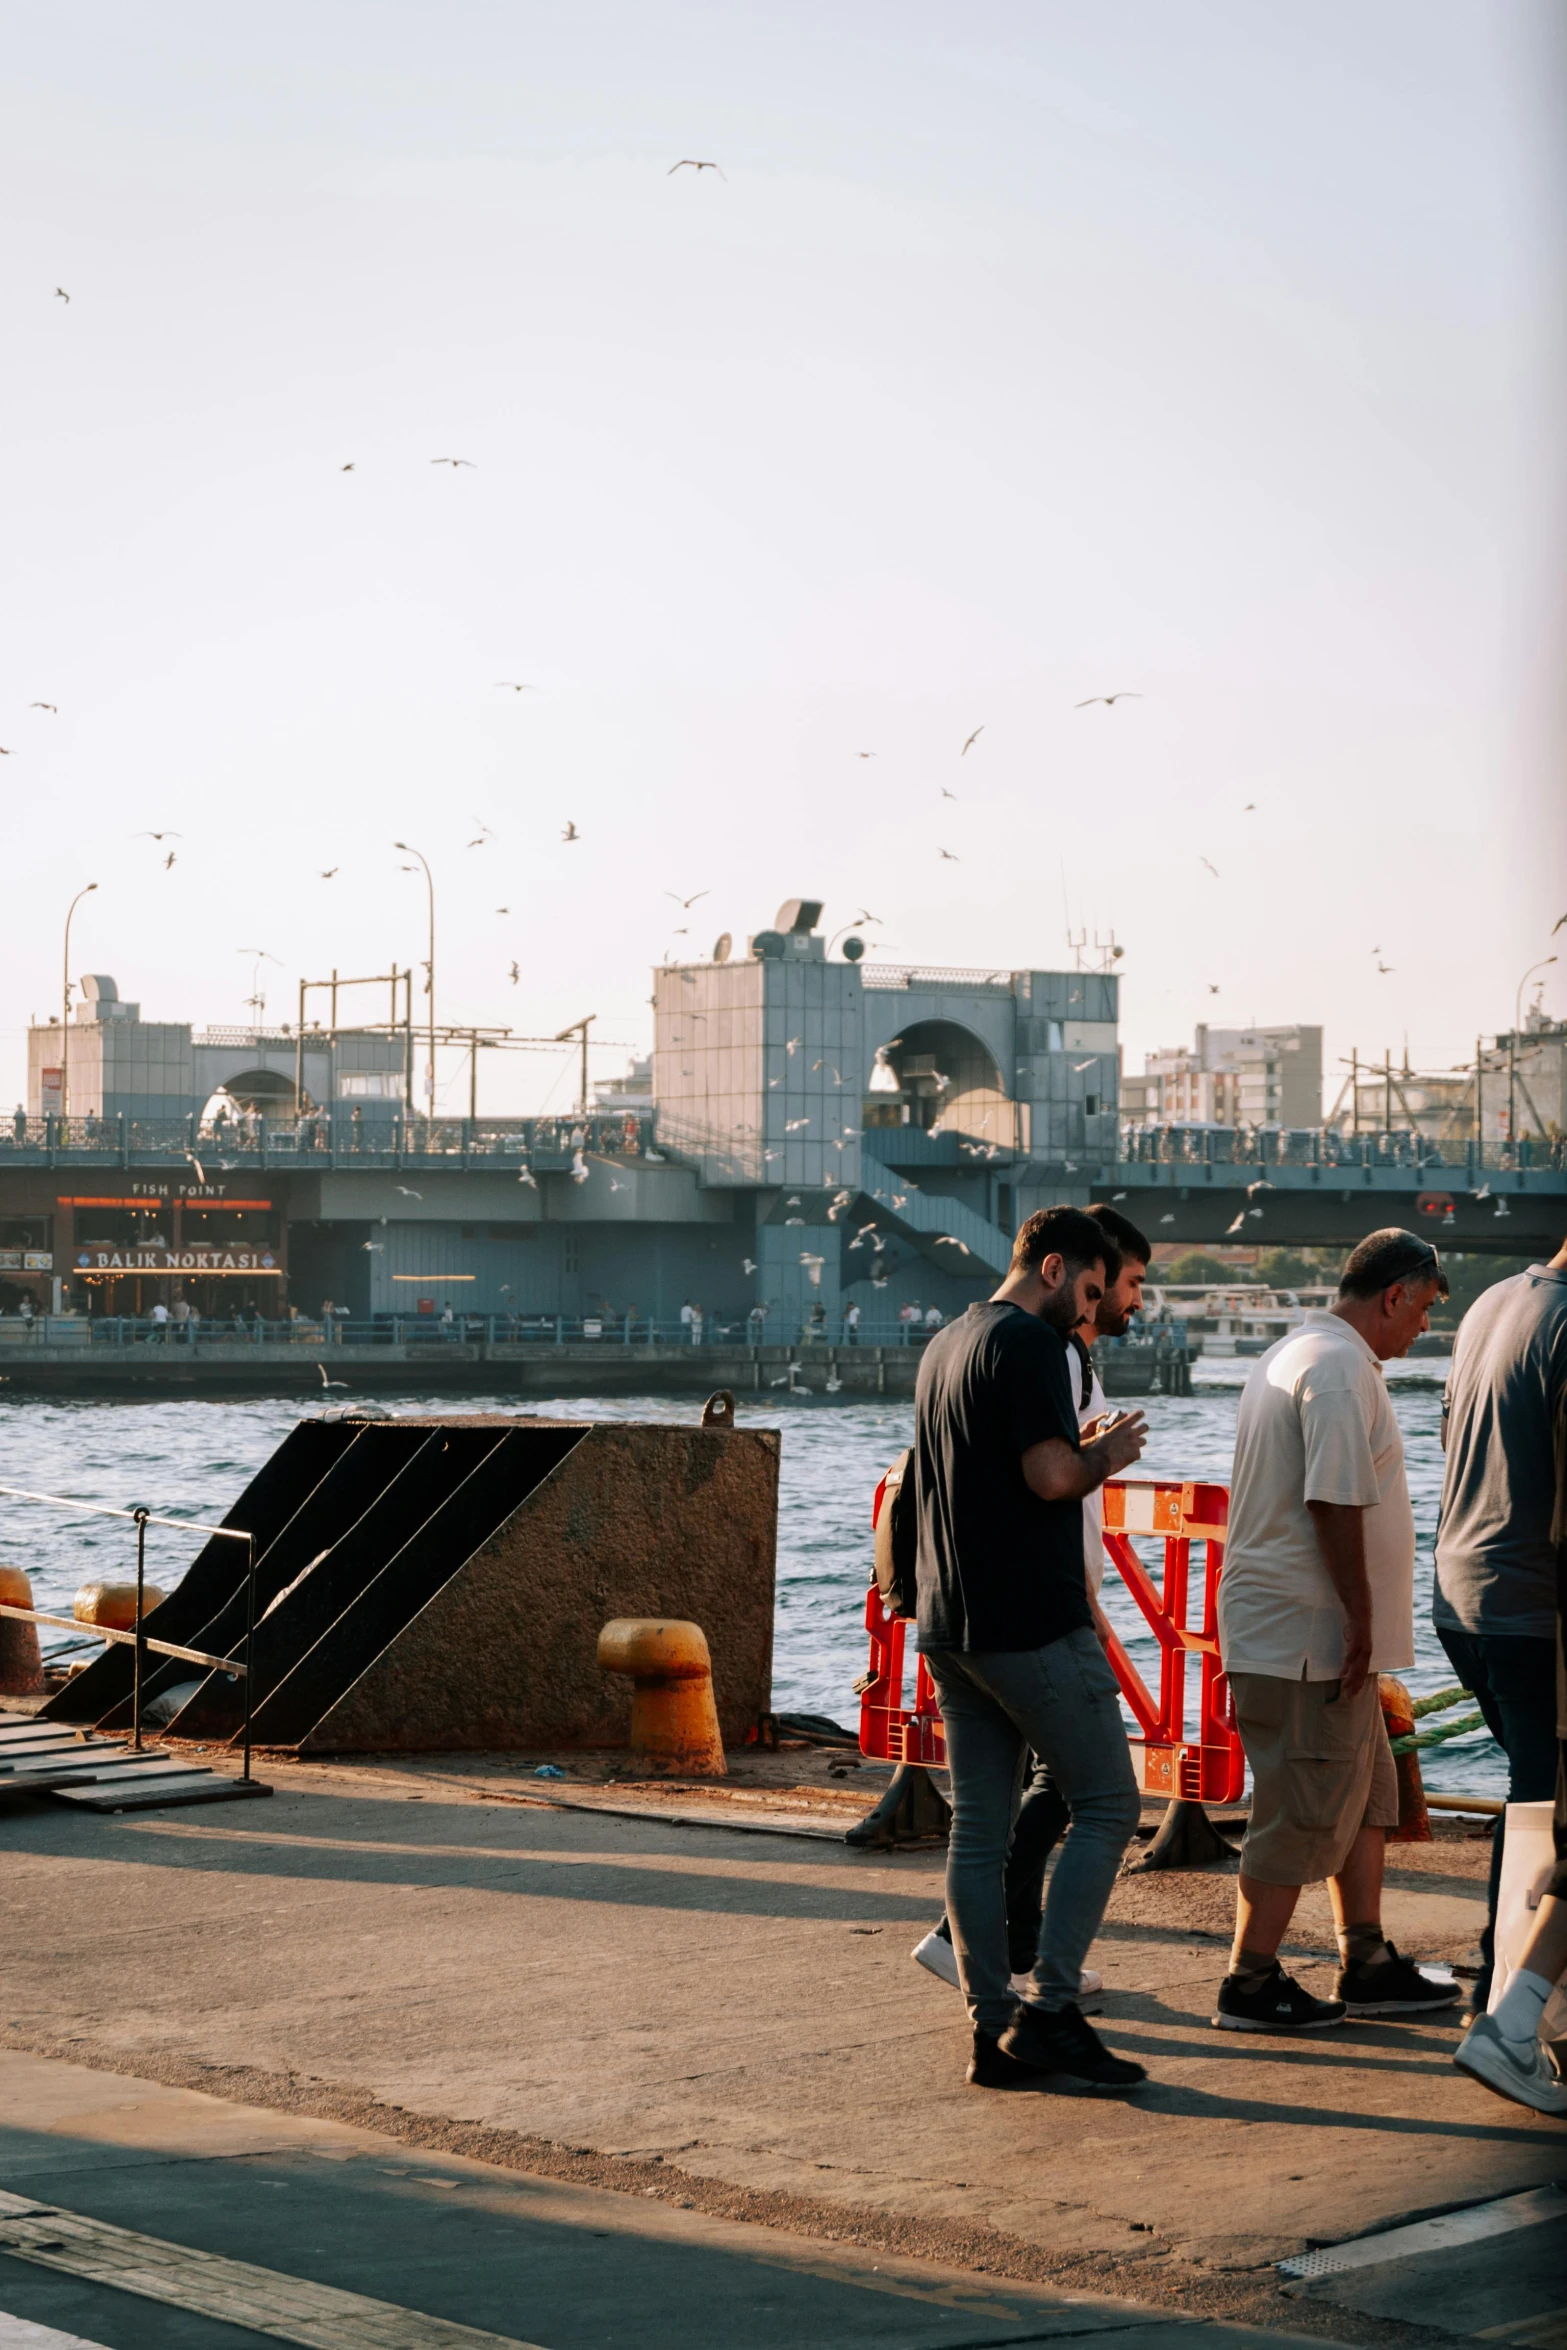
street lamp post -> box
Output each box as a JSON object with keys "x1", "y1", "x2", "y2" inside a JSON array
[
  {"x1": 394, "y1": 843, "x2": 436, "y2": 1139},
  {"x1": 1509, "y1": 956, "x2": 1556, "y2": 1146},
  {"x1": 60, "y1": 882, "x2": 99, "y2": 1125}
]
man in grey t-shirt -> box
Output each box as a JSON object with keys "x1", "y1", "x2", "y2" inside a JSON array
[{"x1": 1435, "y1": 1241, "x2": 1567, "y2": 2004}]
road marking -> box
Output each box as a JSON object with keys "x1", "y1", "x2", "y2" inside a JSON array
[
  {"x1": 0, "y1": 2315, "x2": 114, "y2": 2349},
  {"x1": 1278, "y1": 2184, "x2": 1567, "y2": 2280},
  {"x1": 0, "y1": 2191, "x2": 546, "y2": 2350}
]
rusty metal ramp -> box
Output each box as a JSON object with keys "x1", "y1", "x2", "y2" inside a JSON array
[{"x1": 41, "y1": 1409, "x2": 779, "y2": 1756}]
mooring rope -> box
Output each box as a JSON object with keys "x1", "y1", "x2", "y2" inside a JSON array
[{"x1": 1387, "y1": 1683, "x2": 1485, "y2": 1756}]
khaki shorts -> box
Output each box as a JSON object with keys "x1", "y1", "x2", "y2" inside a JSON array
[{"x1": 1230, "y1": 1671, "x2": 1399, "y2": 1887}]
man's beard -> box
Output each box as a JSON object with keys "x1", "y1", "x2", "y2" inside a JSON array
[
  {"x1": 1096, "y1": 1304, "x2": 1134, "y2": 1338},
  {"x1": 1039, "y1": 1284, "x2": 1084, "y2": 1333}
]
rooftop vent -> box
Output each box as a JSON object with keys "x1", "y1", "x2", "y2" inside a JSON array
[{"x1": 774, "y1": 898, "x2": 823, "y2": 936}]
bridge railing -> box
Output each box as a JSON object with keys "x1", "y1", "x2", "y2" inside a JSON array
[
  {"x1": 1117, "y1": 1124, "x2": 1566, "y2": 1174},
  {"x1": 2, "y1": 1312, "x2": 1013, "y2": 1352},
  {"x1": 0, "y1": 1111, "x2": 657, "y2": 1167}
]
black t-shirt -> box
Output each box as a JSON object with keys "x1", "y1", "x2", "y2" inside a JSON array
[{"x1": 913, "y1": 1300, "x2": 1089, "y2": 1653}]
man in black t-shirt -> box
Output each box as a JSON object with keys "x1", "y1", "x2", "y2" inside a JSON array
[{"x1": 916, "y1": 1204, "x2": 1149, "y2": 2091}]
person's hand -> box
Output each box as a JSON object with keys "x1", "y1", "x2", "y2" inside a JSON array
[
  {"x1": 1086, "y1": 1410, "x2": 1147, "y2": 1477},
  {"x1": 1339, "y1": 1613, "x2": 1373, "y2": 1699}
]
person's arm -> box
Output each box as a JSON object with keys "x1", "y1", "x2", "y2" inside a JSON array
[
  {"x1": 1021, "y1": 1413, "x2": 1147, "y2": 1501},
  {"x1": 1305, "y1": 1500, "x2": 1373, "y2": 1697}
]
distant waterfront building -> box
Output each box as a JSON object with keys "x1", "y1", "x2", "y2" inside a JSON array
[
  {"x1": 9, "y1": 910, "x2": 1122, "y2": 1327},
  {"x1": 1123, "y1": 1022, "x2": 1323, "y2": 1132},
  {"x1": 28, "y1": 978, "x2": 406, "y2": 1125}
]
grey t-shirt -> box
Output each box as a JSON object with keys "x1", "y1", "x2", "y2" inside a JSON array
[{"x1": 1433, "y1": 1264, "x2": 1567, "y2": 1639}]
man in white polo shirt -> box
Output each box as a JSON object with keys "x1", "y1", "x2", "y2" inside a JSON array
[{"x1": 1214, "y1": 1229, "x2": 1460, "y2": 2032}]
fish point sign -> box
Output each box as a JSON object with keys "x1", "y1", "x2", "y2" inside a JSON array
[{"x1": 73, "y1": 1246, "x2": 281, "y2": 1275}]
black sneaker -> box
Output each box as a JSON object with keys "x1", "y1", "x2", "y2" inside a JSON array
[
  {"x1": 998, "y1": 2000, "x2": 1147, "y2": 2089},
  {"x1": 1213, "y1": 1962, "x2": 1345, "y2": 2032},
  {"x1": 966, "y1": 2028, "x2": 1043, "y2": 2090},
  {"x1": 1336, "y1": 1940, "x2": 1462, "y2": 2016}
]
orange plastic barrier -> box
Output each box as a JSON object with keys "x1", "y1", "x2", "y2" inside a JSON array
[{"x1": 858, "y1": 1475, "x2": 1244, "y2": 1805}]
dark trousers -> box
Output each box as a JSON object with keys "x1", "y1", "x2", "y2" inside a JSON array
[
  {"x1": 1435, "y1": 1625, "x2": 1558, "y2": 1988},
  {"x1": 1004, "y1": 1760, "x2": 1071, "y2": 1973}
]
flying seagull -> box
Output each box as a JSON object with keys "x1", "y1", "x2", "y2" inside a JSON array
[
  {"x1": 186, "y1": 1153, "x2": 206, "y2": 1185},
  {"x1": 1553, "y1": 913, "x2": 1567, "y2": 934},
  {"x1": 1207, "y1": 983, "x2": 1220, "y2": 994},
  {"x1": 561, "y1": 822, "x2": 579, "y2": 842},
  {"x1": 940, "y1": 787, "x2": 956, "y2": 800},
  {"x1": 29, "y1": 702, "x2": 56, "y2": 714},
  {"x1": 55, "y1": 286, "x2": 69, "y2": 303},
  {"x1": 1377, "y1": 962, "x2": 1394, "y2": 975},
  {"x1": 1073, "y1": 1058, "x2": 1098, "y2": 1073},
  {"x1": 340, "y1": 462, "x2": 355, "y2": 471},
  {"x1": 669, "y1": 158, "x2": 725, "y2": 177},
  {"x1": 361, "y1": 1239, "x2": 384, "y2": 1252},
  {"x1": 495, "y1": 682, "x2": 536, "y2": 692},
  {"x1": 1200, "y1": 857, "x2": 1219, "y2": 878},
  {"x1": 135, "y1": 830, "x2": 181, "y2": 841},
  {"x1": 495, "y1": 906, "x2": 510, "y2": 915},
  {"x1": 395, "y1": 1185, "x2": 423, "y2": 1200},
  {"x1": 1075, "y1": 692, "x2": 1142, "y2": 708},
  {"x1": 431, "y1": 457, "x2": 476, "y2": 468},
  {"x1": 317, "y1": 1364, "x2": 348, "y2": 1392},
  {"x1": 938, "y1": 847, "x2": 960, "y2": 861},
  {"x1": 961, "y1": 726, "x2": 984, "y2": 755},
  {"x1": 163, "y1": 851, "x2": 176, "y2": 870},
  {"x1": 508, "y1": 961, "x2": 520, "y2": 984},
  {"x1": 319, "y1": 867, "x2": 338, "y2": 879},
  {"x1": 0, "y1": 748, "x2": 11, "y2": 757},
  {"x1": 854, "y1": 750, "x2": 876, "y2": 759},
  {"x1": 665, "y1": 889, "x2": 709, "y2": 909},
  {"x1": 1244, "y1": 802, "x2": 1255, "y2": 811}
]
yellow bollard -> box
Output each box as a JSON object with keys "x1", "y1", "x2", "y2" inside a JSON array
[
  {"x1": 73, "y1": 1580, "x2": 167, "y2": 1632},
  {"x1": 0, "y1": 1564, "x2": 45, "y2": 1695},
  {"x1": 596, "y1": 1617, "x2": 727, "y2": 1778}
]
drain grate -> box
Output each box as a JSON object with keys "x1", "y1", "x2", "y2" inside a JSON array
[{"x1": 1279, "y1": 2185, "x2": 1567, "y2": 2281}]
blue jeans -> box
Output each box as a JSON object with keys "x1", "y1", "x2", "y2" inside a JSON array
[
  {"x1": 1435, "y1": 1625, "x2": 1558, "y2": 1987},
  {"x1": 925, "y1": 1629, "x2": 1141, "y2": 2033}
]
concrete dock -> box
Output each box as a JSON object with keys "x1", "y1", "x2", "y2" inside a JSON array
[{"x1": 0, "y1": 1749, "x2": 1562, "y2": 2348}]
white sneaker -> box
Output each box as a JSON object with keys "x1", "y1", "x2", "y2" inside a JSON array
[
  {"x1": 911, "y1": 1927, "x2": 960, "y2": 1987},
  {"x1": 1454, "y1": 2012, "x2": 1567, "y2": 2117},
  {"x1": 911, "y1": 1929, "x2": 1102, "y2": 2010}
]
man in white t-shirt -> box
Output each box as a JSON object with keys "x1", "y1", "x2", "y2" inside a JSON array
[{"x1": 1214, "y1": 1228, "x2": 1459, "y2": 2034}]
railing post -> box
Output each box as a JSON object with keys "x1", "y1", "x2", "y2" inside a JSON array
[
  {"x1": 240, "y1": 1533, "x2": 257, "y2": 1786},
  {"x1": 555, "y1": 1314, "x2": 562, "y2": 1345},
  {"x1": 131, "y1": 1507, "x2": 149, "y2": 1751}
]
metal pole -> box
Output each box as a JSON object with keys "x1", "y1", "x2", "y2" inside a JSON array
[
  {"x1": 1508, "y1": 1031, "x2": 1516, "y2": 1153},
  {"x1": 241, "y1": 1533, "x2": 257, "y2": 1786},
  {"x1": 393, "y1": 844, "x2": 436, "y2": 1141},
  {"x1": 1349, "y1": 1048, "x2": 1358, "y2": 1137},
  {"x1": 295, "y1": 979, "x2": 305, "y2": 1122},
  {"x1": 1385, "y1": 1051, "x2": 1392, "y2": 1136},
  {"x1": 1475, "y1": 1037, "x2": 1483, "y2": 1150},
  {"x1": 132, "y1": 1507, "x2": 148, "y2": 1751},
  {"x1": 469, "y1": 1031, "x2": 478, "y2": 1122},
  {"x1": 61, "y1": 882, "x2": 99, "y2": 1125}
]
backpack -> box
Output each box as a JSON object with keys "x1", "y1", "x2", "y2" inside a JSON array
[{"x1": 871, "y1": 1448, "x2": 919, "y2": 1620}]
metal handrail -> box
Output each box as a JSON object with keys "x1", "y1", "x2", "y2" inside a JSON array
[{"x1": 0, "y1": 1482, "x2": 258, "y2": 1782}]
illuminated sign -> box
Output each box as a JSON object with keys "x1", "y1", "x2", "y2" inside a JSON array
[
  {"x1": 0, "y1": 1252, "x2": 52, "y2": 1272},
  {"x1": 59, "y1": 1188, "x2": 272, "y2": 1206},
  {"x1": 72, "y1": 1247, "x2": 282, "y2": 1275}
]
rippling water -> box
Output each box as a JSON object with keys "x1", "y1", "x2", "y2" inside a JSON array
[{"x1": 0, "y1": 1359, "x2": 1499, "y2": 1796}]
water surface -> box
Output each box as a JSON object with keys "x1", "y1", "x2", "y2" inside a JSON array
[{"x1": 0, "y1": 1357, "x2": 1497, "y2": 1796}]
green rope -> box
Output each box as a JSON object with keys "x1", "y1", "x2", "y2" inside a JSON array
[
  {"x1": 1408, "y1": 1684, "x2": 1471, "y2": 1721},
  {"x1": 1389, "y1": 1711, "x2": 1486, "y2": 1756}
]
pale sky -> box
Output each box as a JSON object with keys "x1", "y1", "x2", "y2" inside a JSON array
[{"x1": 3, "y1": 1, "x2": 1562, "y2": 1119}]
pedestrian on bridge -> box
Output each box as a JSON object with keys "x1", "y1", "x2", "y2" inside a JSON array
[
  {"x1": 1433, "y1": 1233, "x2": 1567, "y2": 2014},
  {"x1": 1214, "y1": 1229, "x2": 1458, "y2": 2033},
  {"x1": 913, "y1": 1205, "x2": 1149, "y2": 2092}
]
